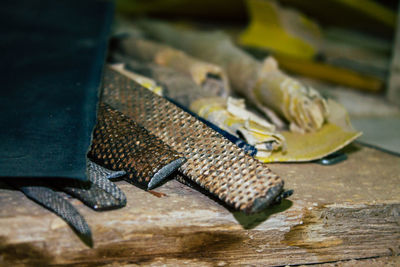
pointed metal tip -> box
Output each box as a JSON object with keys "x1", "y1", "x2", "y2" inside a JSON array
[
  {"x1": 247, "y1": 183, "x2": 284, "y2": 214},
  {"x1": 66, "y1": 161, "x2": 127, "y2": 211},
  {"x1": 66, "y1": 212, "x2": 94, "y2": 247},
  {"x1": 15, "y1": 184, "x2": 95, "y2": 247},
  {"x1": 281, "y1": 189, "x2": 294, "y2": 199},
  {"x1": 90, "y1": 197, "x2": 127, "y2": 211},
  {"x1": 147, "y1": 157, "x2": 186, "y2": 190},
  {"x1": 78, "y1": 229, "x2": 94, "y2": 248},
  {"x1": 105, "y1": 170, "x2": 126, "y2": 180}
]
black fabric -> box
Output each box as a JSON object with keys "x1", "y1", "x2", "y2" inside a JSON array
[{"x1": 0, "y1": 0, "x2": 113, "y2": 180}]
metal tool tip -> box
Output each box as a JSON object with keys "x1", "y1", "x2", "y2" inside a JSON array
[{"x1": 148, "y1": 157, "x2": 186, "y2": 190}]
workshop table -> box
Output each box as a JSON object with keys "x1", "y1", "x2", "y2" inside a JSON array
[{"x1": 0, "y1": 144, "x2": 399, "y2": 266}]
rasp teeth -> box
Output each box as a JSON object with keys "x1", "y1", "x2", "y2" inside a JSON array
[
  {"x1": 102, "y1": 67, "x2": 285, "y2": 213},
  {"x1": 60, "y1": 161, "x2": 127, "y2": 211},
  {"x1": 85, "y1": 161, "x2": 127, "y2": 206},
  {"x1": 7, "y1": 181, "x2": 93, "y2": 247},
  {"x1": 148, "y1": 157, "x2": 186, "y2": 190},
  {"x1": 88, "y1": 103, "x2": 186, "y2": 190}
]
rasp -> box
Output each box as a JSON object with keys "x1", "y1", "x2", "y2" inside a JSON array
[
  {"x1": 5, "y1": 161, "x2": 127, "y2": 246},
  {"x1": 88, "y1": 103, "x2": 186, "y2": 190},
  {"x1": 102, "y1": 67, "x2": 286, "y2": 213},
  {"x1": 114, "y1": 58, "x2": 284, "y2": 157},
  {"x1": 60, "y1": 161, "x2": 127, "y2": 211},
  {"x1": 7, "y1": 181, "x2": 93, "y2": 246},
  {"x1": 108, "y1": 62, "x2": 257, "y2": 156}
]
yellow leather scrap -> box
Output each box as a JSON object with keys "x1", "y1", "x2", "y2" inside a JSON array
[
  {"x1": 118, "y1": 37, "x2": 231, "y2": 98},
  {"x1": 111, "y1": 62, "x2": 361, "y2": 163},
  {"x1": 257, "y1": 99, "x2": 362, "y2": 162},
  {"x1": 191, "y1": 97, "x2": 286, "y2": 157},
  {"x1": 254, "y1": 57, "x2": 329, "y2": 133},
  {"x1": 110, "y1": 63, "x2": 163, "y2": 96},
  {"x1": 154, "y1": 48, "x2": 230, "y2": 96},
  {"x1": 239, "y1": 0, "x2": 321, "y2": 59}
]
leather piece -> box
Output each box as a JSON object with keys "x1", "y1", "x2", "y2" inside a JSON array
[
  {"x1": 88, "y1": 103, "x2": 186, "y2": 190},
  {"x1": 102, "y1": 67, "x2": 285, "y2": 213},
  {"x1": 0, "y1": 0, "x2": 113, "y2": 180},
  {"x1": 61, "y1": 161, "x2": 127, "y2": 211}
]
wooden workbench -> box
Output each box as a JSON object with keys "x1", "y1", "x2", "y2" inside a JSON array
[{"x1": 0, "y1": 144, "x2": 399, "y2": 266}]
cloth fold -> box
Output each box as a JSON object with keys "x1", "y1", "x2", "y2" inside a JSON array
[{"x1": 0, "y1": 0, "x2": 113, "y2": 180}]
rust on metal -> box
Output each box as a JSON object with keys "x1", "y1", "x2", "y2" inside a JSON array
[
  {"x1": 101, "y1": 67, "x2": 285, "y2": 213},
  {"x1": 148, "y1": 190, "x2": 168, "y2": 198},
  {"x1": 88, "y1": 103, "x2": 186, "y2": 190}
]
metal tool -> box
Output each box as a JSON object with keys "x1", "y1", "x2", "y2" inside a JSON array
[
  {"x1": 60, "y1": 161, "x2": 127, "y2": 211},
  {"x1": 102, "y1": 67, "x2": 287, "y2": 213},
  {"x1": 88, "y1": 103, "x2": 186, "y2": 190}
]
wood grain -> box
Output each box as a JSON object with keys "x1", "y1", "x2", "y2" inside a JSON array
[{"x1": 0, "y1": 144, "x2": 399, "y2": 266}]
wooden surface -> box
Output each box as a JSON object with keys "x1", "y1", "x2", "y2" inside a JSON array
[{"x1": 0, "y1": 144, "x2": 399, "y2": 266}]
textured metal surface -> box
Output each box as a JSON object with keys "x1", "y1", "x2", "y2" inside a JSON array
[
  {"x1": 167, "y1": 97, "x2": 257, "y2": 156},
  {"x1": 88, "y1": 103, "x2": 186, "y2": 190},
  {"x1": 61, "y1": 161, "x2": 127, "y2": 211},
  {"x1": 13, "y1": 183, "x2": 92, "y2": 245},
  {"x1": 4, "y1": 161, "x2": 127, "y2": 246},
  {"x1": 115, "y1": 58, "x2": 258, "y2": 156},
  {"x1": 102, "y1": 67, "x2": 285, "y2": 213}
]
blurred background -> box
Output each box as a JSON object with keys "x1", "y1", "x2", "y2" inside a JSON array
[{"x1": 115, "y1": 0, "x2": 400, "y2": 154}]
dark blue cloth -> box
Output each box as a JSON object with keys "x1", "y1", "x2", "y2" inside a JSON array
[{"x1": 0, "y1": 0, "x2": 113, "y2": 180}]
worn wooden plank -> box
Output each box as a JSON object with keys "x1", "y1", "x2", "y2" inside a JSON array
[
  {"x1": 0, "y1": 144, "x2": 399, "y2": 266},
  {"x1": 300, "y1": 255, "x2": 400, "y2": 267}
]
